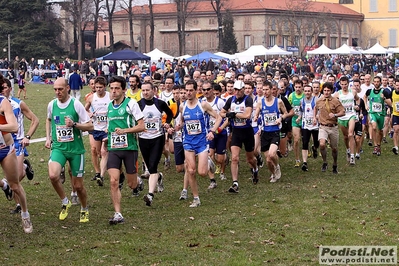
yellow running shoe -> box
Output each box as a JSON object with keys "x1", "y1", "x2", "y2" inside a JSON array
[
  {"x1": 215, "y1": 165, "x2": 221, "y2": 174},
  {"x1": 59, "y1": 201, "x2": 72, "y2": 220},
  {"x1": 294, "y1": 160, "x2": 301, "y2": 167},
  {"x1": 79, "y1": 210, "x2": 89, "y2": 223}
]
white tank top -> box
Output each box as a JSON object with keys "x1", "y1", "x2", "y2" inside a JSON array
[
  {"x1": 338, "y1": 89, "x2": 356, "y2": 121},
  {"x1": 92, "y1": 92, "x2": 110, "y2": 131},
  {"x1": 139, "y1": 103, "x2": 163, "y2": 139}
]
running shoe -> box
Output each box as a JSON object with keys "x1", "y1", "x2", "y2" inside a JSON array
[
  {"x1": 376, "y1": 146, "x2": 381, "y2": 156},
  {"x1": 355, "y1": 153, "x2": 361, "y2": 160},
  {"x1": 256, "y1": 155, "x2": 264, "y2": 168},
  {"x1": 382, "y1": 137, "x2": 387, "y2": 144},
  {"x1": 179, "y1": 190, "x2": 187, "y2": 200},
  {"x1": 164, "y1": 158, "x2": 171, "y2": 170},
  {"x1": 71, "y1": 195, "x2": 79, "y2": 205},
  {"x1": 189, "y1": 198, "x2": 201, "y2": 208},
  {"x1": 10, "y1": 205, "x2": 21, "y2": 214},
  {"x1": 228, "y1": 183, "x2": 239, "y2": 193},
  {"x1": 207, "y1": 181, "x2": 217, "y2": 190},
  {"x1": 276, "y1": 150, "x2": 283, "y2": 158},
  {"x1": 96, "y1": 176, "x2": 104, "y2": 187},
  {"x1": 208, "y1": 157, "x2": 216, "y2": 174},
  {"x1": 332, "y1": 165, "x2": 338, "y2": 174},
  {"x1": 251, "y1": 168, "x2": 259, "y2": 185},
  {"x1": 138, "y1": 177, "x2": 144, "y2": 191},
  {"x1": 2, "y1": 180, "x2": 13, "y2": 201},
  {"x1": 119, "y1": 172, "x2": 125, "y2": 190},
  {"x1": 392, "y1": 147, "x2": 398, "y2": 155},
  {"x1": 60, "y1": 167, "x2": 66, "y2": 184},
  {"x1": 294, "y1": 160, "x2": 301, "y2": 168},
  {"x1": 321, "y1": 162, "x2": 328, "y2": 172},
  {"x1": 24, "y1": 159, "x2": 34, "y2": 180},
  {"x1": 274, "y1": 164, "x2": 281, "y2": 180},
  {"x1": 269, "y1": 174, "x2": 276, "y2": 183},
  {"x1": 308, "y1": 149, "x2": 312, "y2": 158},
  {"x1": 143, "y1": 193, "x2": 153, "y2": 206},
  {"x1": 312, "y1": 145, "x2": 318, "y2": 159},
  {"x1": 22, "y1": 216, "x2": 33, "y2": 233},
  {"x1": 368, "y1": 140, "x2": 373, "y2": 147},
  {"x1": 109, "y1": 212, "x2": 124, "y2": 225},
  {"x1": 219, "y1": 173, "x2": 226, "y2": 180},
  {"x1": 92, "y1": 172, "x2": 100, "y2": 181},
  {"x1": 79, "y1": 211, "x2": 89, "y2": 223},
  {"x1": 140, "y1": 171, "x2": 150, "y2": 179},
  {"x1": 215, "y1": 165, "x2": 221, "y2": 174},
  {"x1": 301, "y1": 162, "x2": 308, "y2": 172},
  {"x1": 132, "y1": 188, "x2": 140, "y2": 197},
  {"x1": 157, "y1": 173, "x2": 164, "y2": 193},
  {"x1": 349, "y1": 156, "x2": 355, "y2": 165},
  {"x1": 59, "y1": 201, "x2": 72, "y2": 220}
]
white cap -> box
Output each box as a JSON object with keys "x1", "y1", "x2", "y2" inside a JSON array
[
  {"x1": 234, "y1": 80, "x2": 244, "y2": 90},
  {"x1": 225, "y1": 72, "x2": 232, "y2": 78}
]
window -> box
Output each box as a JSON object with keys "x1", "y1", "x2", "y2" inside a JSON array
[
  {"x1": 306, "y1": 36, "x2": 313, "y2": 46},
  {"x1": 269, "y1": 35, "x2": 276, "y2": 47},
  {"x1": 294, "y1": 36, "x2": 300, "y2": 46},
  {"x1": 339, "y1": 0, "x2": 353, "y2": 3},
  {"x1": 330, "y1": 37, "x2": 337, "y2": 49},
  {"x1": 244, "y1": 35, "x2": 251, "y2": 49},
  {"x1": 209, "y1": 18, "x2": 215, "y2": 25},
  {"x1": 270, "y1": 19, "x2": 276, "y2": 31},
  {"x1": 163, "y1": 35, "x2": 170, "y2": 51},
  {"x1": 389, "y1": 0, "x2": 397, "y2": 11},
  {"x1": 341, "y1": 38, "x2": 348, "y2": 45},
  {"x1": 122, "y1": 22, "x2": 128, "y2": 34},
  {"x1": 164, "y1": 21, "x2": 169, "y2": 26},
  {"x1": 389, "y1": 29, "x2": 397, "y2": 46},
  {"x1": 369, "y1": 0, "x2": 378, "y2": 12},
  {"x1": 352, "y1": 38, "x2": 358, "y2": 47},
  {"x1": 210, "y1": 34, "x2": 216, "y2": 49},
  {"x1": 282, "y1": 35, "x2": 289, "y2": 47},
  {"x1": 193, "y1": 19, "x2": 198, "y2": 25},
  {"x1": 244, "y1": 17, "x2": 251, "y2": 31},
  {"x1": 342, "y1": 22, "x2": 348, "y2": 34}
]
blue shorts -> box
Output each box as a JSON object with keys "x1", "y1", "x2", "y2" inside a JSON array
[
  {"x1": 14, "y1": 141, "x2": 28, "y2": 157},
  {"x1": 208, "y1": 133, "x2": 227, "y2": 155},
  {"x1": 362, "y1": 114, "x2": 368, "y2": 125},
  {"x1": 392, "y1": 115, "x2": 399, "y2": 126},
  {"x1": 0, "y1": 144, "x2": 14, "y2": 162},
  {"x1": 92, "y1": 130, "x2": 108, "y2": 142},
  {"x1": 183, "y1": 141, "x2": 208, "y2": 156},
  {"x1": 173, "y1": 141, "x2": 185, "y2": 165},
  {"x1": 253, "y1": 126, "x2": 259, "y2": 135}
]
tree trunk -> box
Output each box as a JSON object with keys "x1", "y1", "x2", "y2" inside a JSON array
[
  {"x1": 129, "y1": 0, "x2": 134, "y2": 50},
  {"x1": 149, "y1": 0, "x2": 154, "y2": 51}
]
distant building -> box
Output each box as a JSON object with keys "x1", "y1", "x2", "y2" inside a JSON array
[
  {"x1": 318, "y1": 0, "x2": 399, "y2": 48},
  {"x1": 112, "y1": 0, "x2": 363, "y2": 56}
]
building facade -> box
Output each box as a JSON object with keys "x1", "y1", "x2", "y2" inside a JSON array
[
  {"x1": 318, "y1": 0, "x2": 399, "y2": 48},
  {"x1": 111, "y1": 0, "x2": 363, "y2": 56}
]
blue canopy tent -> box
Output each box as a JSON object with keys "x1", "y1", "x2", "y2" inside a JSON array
[
  {"x1": 96, "y1": 52, "x2": 112, "y2": 60},
  {"x1": 102, "y1": 49, "x2": 150, "y2": 61},
  {"x1": 186, "y1": 51, "x2": 227, "y2": 62}
]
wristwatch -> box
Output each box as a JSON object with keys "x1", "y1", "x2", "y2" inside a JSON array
[
  {"x1": 25, "y1": 135, "x2": 31, "y2": 140},
  {"x1": 73, "y1": 122, "x2": 77, "y2": 127}
]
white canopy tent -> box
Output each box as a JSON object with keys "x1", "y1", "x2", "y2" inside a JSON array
[
  {"x1": 145, "y1": 48, "x2": 174, "y2": 61},
  {"x1": 214, "y1": 51, "x2": 235, "y2": 60},
  {"x1": 306, "y1": 44, "x2": 334, "y2": 55},
  {"x1": 265, "y1": 45, "x2": 293, "y2": 56},
  {"x1": 175, "y1": 54, "x2": 191, "y2": 60},
  {"x1": 234, "y1": 45, "x2": 268, "y2": 62},
  {"x1": 387, "y1": 47, "x2": 399, "y2": 54},
  {"x1": 361, "y1": 43, "x2": 387, "y2": 54},
  {"x1": 331, "y1": 44, "x2": 361, "y2": 55}
]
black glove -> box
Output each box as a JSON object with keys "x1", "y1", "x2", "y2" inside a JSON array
[{"x1": 226, "y1": 112, "x2": 236, "y2": 119}]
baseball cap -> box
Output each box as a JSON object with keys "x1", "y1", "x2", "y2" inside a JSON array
[
  {"x1": 225, "y1": 72, "x2": 232, "y2": 78},
  {"x1": 234, "y1": 80, "x2": 245, "y2": 90}
]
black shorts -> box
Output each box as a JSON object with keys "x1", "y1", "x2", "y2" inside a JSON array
[
  {"x1": 261, "y1": 130, "x2": 280, "y2": 152},
  {"x1": 355, "y1": 121, "x2": 363, "y2": 136},
  {"x1": 392, "y1": 115, "x2": 399, "y2": 126},
  {"x1": 107, "y1": 150, "x2": 138, "y2": 174},
  {"x1": 173, "y1": 141, "x2": 185, "y2": 165},
  {"x1": 139, "y1": 135, "x2": 165, "y2": 174},
  {"x1": 231, "y1": 127, "x2": 255, "y2": 152},
  {"x1": 280, "y1": 118, "x2": 292, "y2": 138}
]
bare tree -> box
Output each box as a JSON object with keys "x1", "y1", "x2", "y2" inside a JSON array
[
  {"x1": 149, "y1": 0, "x2": 154, "y2": 51},
  {"x1": 120, "y1": 0, "x2": 135, "y2": 50},
  {"x1": 105, "y1": 0, "x2": 117, "y2": 51},
  {"x1": 90, "y1": 0, "x2": 104, "y2": 58},
  {"x1": 175, "y1": 0, "x2": 198, "y2": 55},
  {"x1": 211, "y1": 0, "x2": 224, "y2": 51},
  {"x1": 281, "y1": 1, "x2": 334, "y2": 56},
  {"x1": 361, "y1": 27, "x2": 383, "y2": 48}
]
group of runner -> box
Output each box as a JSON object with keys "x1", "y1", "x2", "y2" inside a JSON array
[{"x1": 2, "y1": 67, "x2": 398, "y2": 230}]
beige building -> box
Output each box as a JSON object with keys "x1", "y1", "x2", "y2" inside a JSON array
[
  {"x1": 112, "y1": 0, "x2": 363, "y2": 56},
  {"x1": 317, "y1": 0, "x2": 399, "y2": 48}
]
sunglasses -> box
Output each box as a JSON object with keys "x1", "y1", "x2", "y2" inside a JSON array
[{"x1": 202, "y1": 88, "x2": 212, "y2": 91}]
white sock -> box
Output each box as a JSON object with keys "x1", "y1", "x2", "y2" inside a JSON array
[
  {"x1": 2, "y1": 179, "x2": 8, "y2": 190},
  {"x1": 62, "y1": 197, "x2": 69, "y2": 205},
  {"x1": 21, "y1": 211, "x2": 29, "y2": 219},
  {"x1": 71, "y1": 192, "x2": 77, "y2": 197}
]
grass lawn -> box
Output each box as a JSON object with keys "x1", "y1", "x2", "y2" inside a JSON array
[{"x1": 0, "y1": 83, "x2": 398, "y2": 265}]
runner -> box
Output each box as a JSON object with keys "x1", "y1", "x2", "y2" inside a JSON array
[{"x1": 45, "y1": 77, "x2": 93, "y2": 222}]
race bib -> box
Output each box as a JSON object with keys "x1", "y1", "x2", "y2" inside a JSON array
[
  {"x1": 0, "y1": 133, "x2": 6, "y2": 149},
  {"x1": 56, "y1": 125, "x2": 74, "y2": 142},
  {"x1": 304, "y1": 117, "x2": 313, "y2": 126},
  {"x1": 209, "y1": 119, "x2": 216, "y2": 128},
  {"x1": 110, "y1": 132, "x2": 128, "y2": 149},
  {"x1": 371, "y1": 102, "x2": 382, "y2": 112},
  {"x1": 95, "y1": 111, "x2": 108, "y2": 127},
  {"x1": 145, "y1": 117, "x2": 161, "y2": 132},
  {"x1": 234, "y1": 117, "x2": 246, "y2": 126},
  {"x1": 263, "y1": 113, "x2": 277, "y2": 126},
  {"x1": 293, "y1": 106, "x2": 300, "y2": 115},
  {"x1": 395, "y1": 102, "x2": 399, "y2": 112},
  {"x1": 186, "y1": 120, "x2": 202, "y2": 135},
  {"x1": 344, "y1": 106, "x2": 354, "y2": 114}
]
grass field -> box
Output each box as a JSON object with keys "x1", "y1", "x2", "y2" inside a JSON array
[{"x1": 0, "y1": 83, "x2": 398, "y2": 265}]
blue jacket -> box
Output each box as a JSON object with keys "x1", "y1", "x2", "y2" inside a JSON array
[{"x1": 69, "y1": 72, "x2": 83, "y2": 90}]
